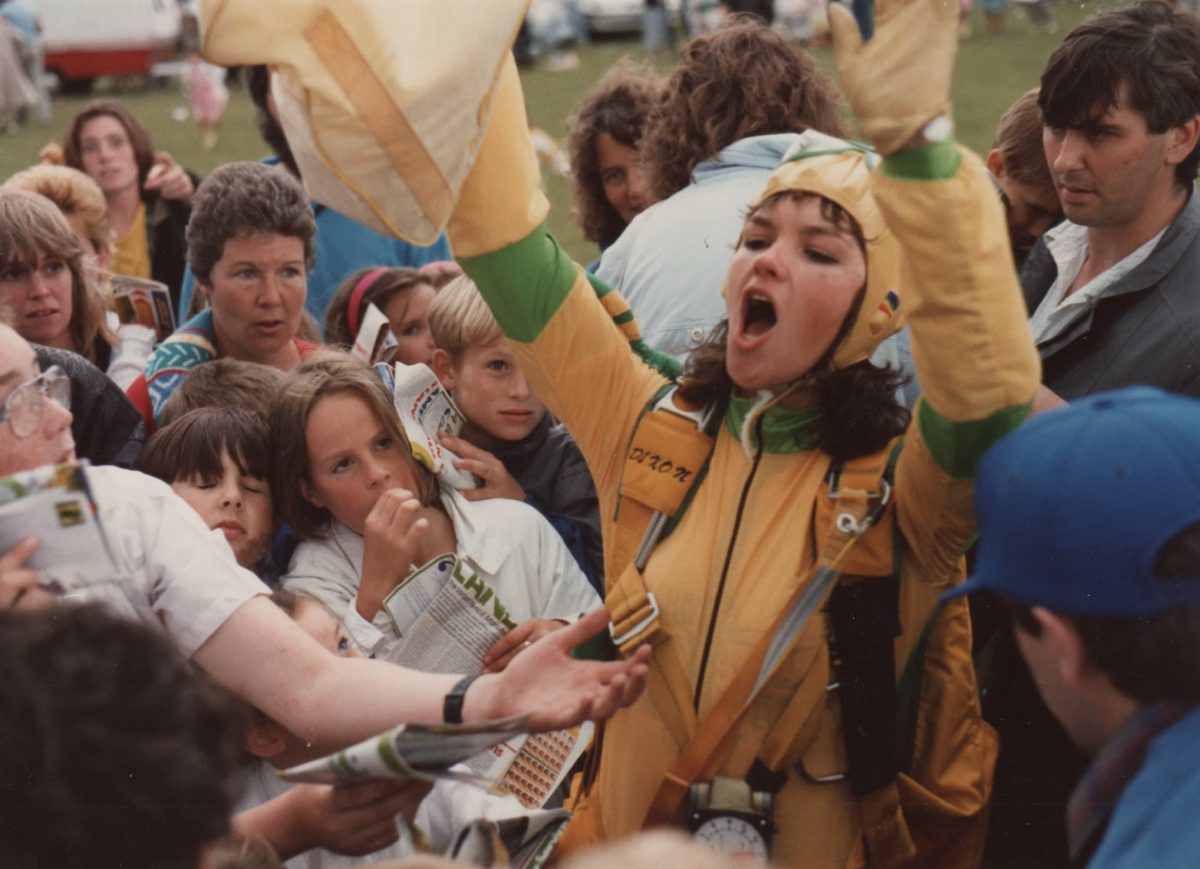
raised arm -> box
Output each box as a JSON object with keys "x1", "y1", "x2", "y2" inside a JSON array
[
  {"x1": 448, "y1": 58, "x2": 669, "y2": 509},
  {"x1": 830, "y1": 0, "x2": 1041, "y2": 572}
]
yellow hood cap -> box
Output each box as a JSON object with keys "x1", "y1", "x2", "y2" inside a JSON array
[{"x1": 748, "y1": 130, "x2": 906, "y2": 371}]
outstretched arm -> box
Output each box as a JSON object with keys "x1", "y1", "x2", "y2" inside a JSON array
[{"x1": 194, "y1": 599, "x2": 649, "y2": 755}]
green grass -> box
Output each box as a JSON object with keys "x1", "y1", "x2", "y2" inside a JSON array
[{"x1": 1, "y1": 2, "x2": 1105, "y2": 264}]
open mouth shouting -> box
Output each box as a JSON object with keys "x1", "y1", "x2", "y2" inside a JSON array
[{"x1": 733, "y1": 288, "x2": 779, "y2": 352}]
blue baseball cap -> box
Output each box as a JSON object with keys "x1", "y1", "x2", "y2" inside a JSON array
[{"x1": 943, "y1": 387, "x2": 1200, "y2": 617}]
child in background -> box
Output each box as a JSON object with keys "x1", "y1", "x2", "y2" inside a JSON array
[
  {"x1": 323, "y1": 267, "x2": 439, "y2": 366},
  {"x1": 429, "y1": 275, "x2": 603, "y2": 592},
  {"x1": 236, "y1": 589, "x2": 540, "y2": 867},
  {"x1": 235, "y1": 589, "x2": 431, "y2": 868},
  {"x1": 186, "y1": 48, "x2": 229, "y2": 151},
  {"x1": 138, "y1": 406, "x2": 275, "y2": 574},
  {"x1": 272, "y1": 352, "x2": 599, "y2": 665},
  {"x1": 158, "y1": 358, "x2": 285, "y2": 426}
]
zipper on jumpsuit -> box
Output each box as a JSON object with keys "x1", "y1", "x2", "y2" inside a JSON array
[{"x1": 693, "y1": 415, "x2": 767, "y2": 712}]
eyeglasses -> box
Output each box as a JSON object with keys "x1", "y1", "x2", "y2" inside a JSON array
[{"x1": 0, "y1": 366, "x2": 71, "y2": 439}]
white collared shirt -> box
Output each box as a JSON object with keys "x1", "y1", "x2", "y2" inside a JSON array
[{"x1": 1029, "y1": 221, "x2": 1166, "y2": 346}]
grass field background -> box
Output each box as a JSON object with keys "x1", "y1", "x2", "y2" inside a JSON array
[{"x1": 1, "y1": 2, "x2": 1103, "y2": 264}]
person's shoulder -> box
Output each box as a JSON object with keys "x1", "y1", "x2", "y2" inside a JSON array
[
  {"x1": 87, "y1": 464, "x2": 172, "y2": 498},
  {"x1": 1095, "y1": 706, "x2": 1200, "y2": 866},
  {"x1": 457, "y1": 491, "x2": 545, "y2": 527}
]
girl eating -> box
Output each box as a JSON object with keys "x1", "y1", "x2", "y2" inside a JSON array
[{"x1": 271, "y1": 352, "x2": 599, "y2": 668}]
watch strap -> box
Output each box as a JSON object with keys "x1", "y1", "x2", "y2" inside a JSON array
[{"x1": 443, "y1": 674, "x2": 478, "y2": 724}]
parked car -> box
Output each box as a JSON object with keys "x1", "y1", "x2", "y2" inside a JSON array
[
  {"x1": 578, "y1": 0, "x2": 684, "y2": 34},
  {"x1": 31, "y1": 0, "x2": 181, "y2": 92}
]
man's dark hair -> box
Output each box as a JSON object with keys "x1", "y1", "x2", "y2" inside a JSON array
[
  {"x1": 1039, "y1": 1, "x2": 1200, "y2": 188},
  {"x1": 1004, "y1": 521, "x2": 1200, "y2": 705},
  {"x1": 0, "y1": 605, "x2": 249, "y2": 868}
]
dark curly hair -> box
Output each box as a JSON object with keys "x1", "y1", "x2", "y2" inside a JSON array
[
  {"x1": 640, "y1": 15, "x2": 849, "y2": 202},
  {"x1": 566, "y1": 58, "x2": 660, "y2": 247},
  {"x1": 0, "y1": 604, "x2": 249, "y2": 869}
]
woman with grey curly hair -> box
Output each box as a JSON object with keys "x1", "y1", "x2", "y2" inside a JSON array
[{"x1": 125, "y1": 162, "x2": 321, "y2": 433}]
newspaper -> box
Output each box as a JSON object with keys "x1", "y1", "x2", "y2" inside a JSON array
[
  {"x1": 350, "y1": 301, "x2": 399, "y2": 364},
  {"x1": 380, "y1": 554, "x2": 593, "y2": 810},
  {"x1": 381, "y1": 361, "x2": 476, "y2": 490},
  {"x1": 0, "y1": 461, "x2": 122, "y2": 594},
  {"x1": 108, "y1": 274, "x2": 176, "y2": 342},
  {"x1": 278, "y1": 716, "x2": 529, "y2": 787}
]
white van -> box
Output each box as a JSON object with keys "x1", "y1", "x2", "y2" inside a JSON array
[{"x1": 31, "y1": 0, "x2": 182, "y2": 91}]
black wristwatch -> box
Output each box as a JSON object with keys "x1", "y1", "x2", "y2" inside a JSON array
[{"x1": 443, "y1": 674, "x2": 478, "y2": 724}]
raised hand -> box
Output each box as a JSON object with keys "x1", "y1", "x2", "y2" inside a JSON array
[
  {"x1": 357, "y1": 488, "x2": 429, "y2": 621},
  {"x1": 828, "y1": 0, "x2": 959, "y2": 155},
  {"x1": 143, "y1": 151, "x2": 195, "y2": 201},
  {"x1": 439, "y1": 432, "x2": 526, "y2": 502},
  {"x1": 470, "y1": 608, "x2": 651, "y2": 730}
]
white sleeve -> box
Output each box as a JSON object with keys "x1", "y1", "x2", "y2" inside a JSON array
[
  {"x1": 105, "y1": 323, "x2": 157, "y2": 391},
  {"x1": 280, "y1": 536, "x2": 390, "y2": 655},
  {"x1": 90, "y1": 466, "x2": 267, "y2": 658},
  {"x1": 530, "y1": 512, "x2": 602, "y2": 621}
]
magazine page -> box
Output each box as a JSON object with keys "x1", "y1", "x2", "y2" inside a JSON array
[
  {"x1": 464, "y1": 723, "x2": 594, "y2": 811},
  {"x1": 109, "y1": 274, "x2": 176, "y2": 342},
  {"x1": 388, "y1": 362, "x2": 477, "y2": 490},
  {"x1": 350, "y1": 302, "x2": 399, "y2": 364},
  {"x1": 278, "y1": 716, "x2": 529, "y2": 787},
  {"x1": 382, "y1": 554, "x2": 593, "y2": 810},
  {"x1": 383, "y1": 573, "x2": 508, "y2": 675},
  {"x1": 0, "y1": 461, "x2": 122, "y2": 594},
  {"x1": 381, "y1": 552, "x2": 458, "y2": 636}
]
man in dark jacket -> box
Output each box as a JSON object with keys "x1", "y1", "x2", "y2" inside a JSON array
[{"x1": 1020, "y1": 2, "x2": 1200, "y2": 401}]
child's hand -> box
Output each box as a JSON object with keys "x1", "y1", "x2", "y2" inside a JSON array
[
  {"x1": 439, "y1": 433, "x2": 526, "y2": 501},
  {"x1": 0, "y1": 537, "x2": 55, "y2": 610},
  {"x1": 285, "y1": 779, "x2": 432, "y2": 857},
  {"x1": 143, "y1": 152, "x2": 195, "y2": 201},
  {"x1": 357, "y1": 488, "x2": 428, "y2": 621},
  {"x1": 482, "y1": 617, "x2": 568, "y2": 673}
]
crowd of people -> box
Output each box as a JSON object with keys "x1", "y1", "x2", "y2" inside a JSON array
[{"x1": 2, "y1": 1, "x2": 1200, "y2": 867}]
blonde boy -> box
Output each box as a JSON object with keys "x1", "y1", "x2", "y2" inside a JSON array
[{"x1": 429, "y1": 276, "x2": 603, "y2": 591}]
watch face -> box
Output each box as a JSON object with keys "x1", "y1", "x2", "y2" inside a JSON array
[{"x1": 693, "y1": 815, "x2": 769, "y2": 861}]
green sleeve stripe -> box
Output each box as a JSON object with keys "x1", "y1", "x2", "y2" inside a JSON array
[
  {"x1": 613, "y1": 310, "x2": 636, "y2": 326},
  {"x1": 586, "y1": 271, "x2": 616, "y2": 299},
  {"x1": 882, "y1": 141, "x2": 961, "y2": 181},
  {"x1": 918, "y1": 399, "x2": 1032, "y2": 478},
  {"x1": 458, "y1": 221, "x2": 578, "y2": 343}
]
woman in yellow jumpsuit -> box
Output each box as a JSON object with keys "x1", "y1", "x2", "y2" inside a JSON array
[
  {"x1": 202, "y1": 0, "x2": 1041, "y2": 862},
  {"x1": 437, "y1": 0, "x2": 1041, "y2": 859}
]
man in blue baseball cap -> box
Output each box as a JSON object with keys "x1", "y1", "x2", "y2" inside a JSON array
[{"x1": 945, "y1": 386, "x2": 1200, "y2": 867}]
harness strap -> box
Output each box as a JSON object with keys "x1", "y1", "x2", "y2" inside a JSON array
[{"x1": 642, "y1": 446, "x2": 895, "y2": 828}]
